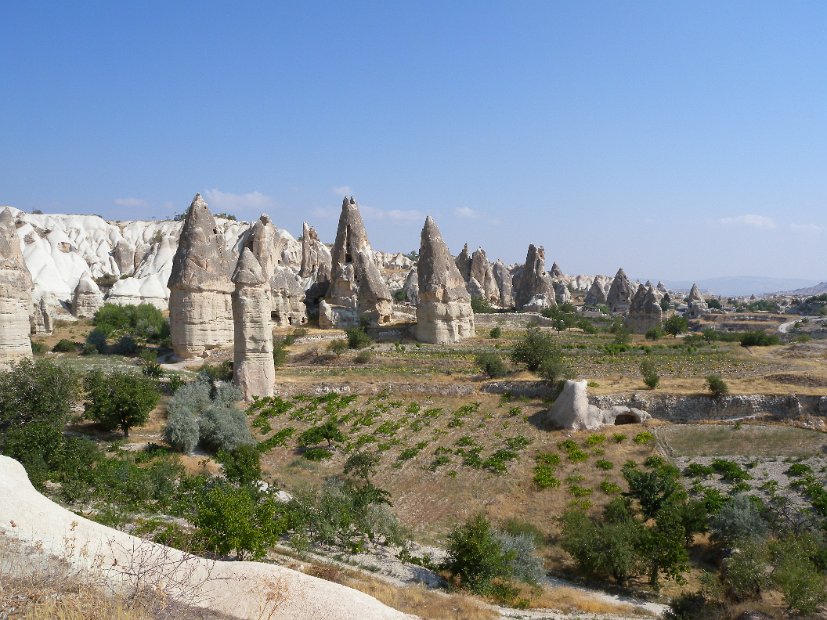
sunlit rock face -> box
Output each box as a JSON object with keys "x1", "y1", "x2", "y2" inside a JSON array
[
  {"x1": 625, "y1": 284, "x2": 663, "y2": 334},
  {"x1": 607, "y1": 268, "x2": 633, "y2": 314},
  {"x1": 0, "y1": 208, "x2": 33, "y2": 365},
  {"x1": 71, "y1": 275, "x2": 104, "y2": 318},
  {"x1": 167, "y1": 194, "x2": 234, "y2": 359},
  {"x1": 232, "y1": 248, "x2": 275, "y2": 401},
  {"x1": 512, "y1": 244, "x2": 556, "y2": 311},
  {"x1": 415, "y1": 216, "x2": 475, "y2": 344},
  {"x1": 321, "y1": 197, "x2": 392, "y2": 328}
]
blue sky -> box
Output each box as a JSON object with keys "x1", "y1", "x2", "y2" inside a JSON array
[{"x1": 1, "y1": 1, "x2": 825, "y2": 281}]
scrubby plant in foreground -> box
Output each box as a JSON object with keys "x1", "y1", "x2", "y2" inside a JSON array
[{"x1": 84, "y1": 369, "x2": 159, "y2": 437}]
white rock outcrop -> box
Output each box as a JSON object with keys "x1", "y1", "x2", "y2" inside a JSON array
[
  {"x1": 542, "y1": 380, "x2": 650, "y2": 430},
  {"x1": 167, "y1": 194, "x2": 234, "y2": 359},
  {"x1": 0, "y1": 208, "x2": 33, "y2": 365},
  {"x1": 232, "y1": 248, "x2": 275, "y2": 400},
  {"x1": 71, "y1": 274, "x2": 104, "y2": 318},
  {"x1": 416, "y1": 216, "x2": 475, "y2": 344}
]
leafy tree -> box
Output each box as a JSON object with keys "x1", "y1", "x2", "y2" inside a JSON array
[
  {"x1": 489, "y1": 326, "x2": 502, "y2": 339},
  {"x1": 475, "y1": 352, "x2": 507, "y2": 378},
  {"x1": 640, "y1": 358, "x2": 660, "y2": 389},
  {"x1": 770, "y1": 533, "x2": 827, "y2": 615},
  {"x1": 664, "y1": 315, "x2": 689, "y2": 337},
  {"x1": 217, "y1": 444, "x2": 262, "y2": 486},
  {"x1": 623, "y1": 461, "x2": 684, "y2": 519},
  {"x1": 198, "y1": 406, "x2": 254, "y2": 453},
  {"x1": 192, "y1": 483, "x2": 288, "y2": 559},
  {"x1": 659, "y1": 294, "x2": 671, "y2": 312},
  {"x1": 344, "y1": 450, "x2": 381, "y2": 482},
  {"x1": 709, "y1": 494, "x2": 768, "y2": 546},
  {"x1": 707, "y1": 298, "x2": 722, "y2": 310},
  {"x1": 510, "y1": 328, "x2": 561, "y2": 372},
  {"x1": 300, "y1": 420, "x2": 344, "y2": 448},
  {"x1": 84, "y1": 370, "x2": 160, "y2": 437},
  {"x1": 706, "y1": 374, "x2": 729, "y2": 398},
  {"x1": 720, "y1": 537, "x2": 770, "y2": 601},
  {"x1": 443, "y1": 514, "x2": 515, "y2": 592},
  {"x1": 345, "y1": 327, "x2": 373, "y2": 349},
  {"x1": 0, "y1": 358, "x2": 78, "y2": 433},
  {"x1": 470, "y1": 297, "x2": 494, "y2": 314}
]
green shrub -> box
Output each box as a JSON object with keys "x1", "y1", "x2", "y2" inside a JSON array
[
  {"x1": 475, "y1": 352, "x2": 507, "y2": 378},
  {"x1": 345, "y1": 327, "x2": 372, "y2": 350},
  {"x1": 611, "y1": 432, "x2": 626, "y2": 443},
  {"x1": 645, "y1": 326, "x2": 664, "y2": 340},
  {"x1": 720, "y1": 537, "x2": 770, "y2": 601},
  {"x1": 0, "y1": 358, "x2": 78, "y2": 435},
  {"x1": 443, "y1": 514, "x2": 515, "y2": 593},
  {"x1": 537, "y1": 352, "x2": 569, "y2": 384},
  {"x1": 303, "y1": 447, "x2": 333, "y2": 461},
  {"x1": 706, "y1": 374, "x2": 729, "y2": 398},
  {"x1": 710, "y1": 458, "x2": 751, "y2": 482},
  {"x1": 52, "y1": 339, "x2": 77, "y2": 353},
  {"x1": 86, "y1": 328, "x2": 108, "y2": 353},
  {"x1": 771, "y1": 534, "x2": 827, "y2": 615},
  {"x1": 600, "y1": 480, "x2": 622, "y2": 495},
  {"x1": 633, "y1": 431, "x2": 655, "y2": 445},
  {"x1": 113, "y1": 334, "x2": 138, "y2": 356},
  {"x1": 197, "y1": 361, "x2": 233, "y2": 382},
  {"x1": 272, "y1": 337, "x2": 289, "y2": 368},
  {"x1": 639, "y1": 359, "x2": 660, "y2": 389},
  {"x1": 93, "y1": 303, "x2": 169, "y2": 342},
  {"x1": 510, "y1": 328, "x2": 558, "y2": 372},
  {"x1": 300, "y1": 420, "x2": 345, "y2": 448},
  {"x1": 585, "y1": 433, "x2": 606, "y2": 447},
  {"x1": 30, "y1": 340, "x2": 46, "y2": 355},
  {"x1": 328, "y1": 339, "x2": 348, "y2": 356},
  {"x1": 684, "y1": 462, "x2": 714, "y2": 478},
  {"x1": 83, "y1": 370, "x2": 159, "y2": 437},
  {"x1": 709, "y1": 495, "x2": 767, "y2": 545},
  {"x1": 595, "y1": 459, "x2": 613, "y2": 471},
  {"x1": 198, "y1": 406, "x2": 255, "y2": 453},
  {"x1": 471, "y1": 297, "x2": 495, "y2": 314},
  {"x1": 785, "y1": 462, "x2": 812, "y2": 477},
  {"x1": 489, "y1": 326, "x2": 502, "y2": 339},
  {"x1": 664, "y1": 314, "x2": 689, "y2": 337},
  {"x1": 216, "y1": 445, "x2": 261, "y2": 486},
  {"x1": 354, "y1": 349, "x2": 374, "y2": 364},
  {"x1": 739, "y1": 331, "x2": 780, "y2": 347}
]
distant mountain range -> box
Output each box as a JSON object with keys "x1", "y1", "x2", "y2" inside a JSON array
[
  {"x1": 653, "y1": 276, "x2": 822, "y2": 297},
  {"x1": 778, "y1": 282, "x2": 827, "y2": 296}
]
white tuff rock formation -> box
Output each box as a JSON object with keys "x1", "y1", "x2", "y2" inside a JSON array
[
  {"x1": 71, "y1": 274, "x2": 104, "y2": 318},
  {"x1": 0, "y1": 208, "x2": 33, "y2": 365},
  {"x1": 512, "y1": 244, "x2": 556, "y2": 311},
  {"x1": 625, "y1": 284, "x2": 663, "y2": 334},
  {"x1": 542, "y1": 380, "x2": 650, "y2": 430},
  {"x1": 167, "y1": 194, "x2": 234, "y2": 359},
  {"x1": 232, "y1": 248, "x2": 275, "y2": 400},
  {"x1": 416, "y1": 216, "x2": 475, "y2": 344},
  {"x1": 607, "y1": 268, "x2": 633, "y2": 314}
]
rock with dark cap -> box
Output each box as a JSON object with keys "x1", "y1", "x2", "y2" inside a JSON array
[
  {"x1": 416, "y1": 216, "x2": 475, "y2": 344},
  {"x1": 167, "y1": 194, "x2": 234, "y2": 358}
]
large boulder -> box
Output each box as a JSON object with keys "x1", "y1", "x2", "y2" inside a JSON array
[
  {"x1": 0, "y1": 208, "x2": 33, "y2": 365},
  {"x1": 541, "y1": 380, "x2": 604, "y2": 431},
  {"x1": 232, "y1": 248, "x2": 275, "y2": 401},
  {"x1": 415, "y1": 217, "x2": 475, "y2": 344},
  {"x1": 167, "y1": 194, "x2": 234, "y2": 359}
]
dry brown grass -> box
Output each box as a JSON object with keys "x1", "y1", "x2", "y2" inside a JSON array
[
  {"x1": 532, "y1": 585, "x2": 648, "y2": 616},
  {"x1": 658, "y1": 423, "x2": 827, "y2": 458}
]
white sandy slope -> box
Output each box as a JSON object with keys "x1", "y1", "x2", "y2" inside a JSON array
[{"x1": 0, "y1": 455, "x2": 411, "y2": 620}]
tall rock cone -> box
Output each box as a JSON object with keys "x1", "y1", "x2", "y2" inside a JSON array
[
  {"x1": 584, "y1": 278, "x2": 607, "y2": 306},
  {"x1": 167, "y1": 194, "x2": 234, "y2": 358},
  {"x1": 232, "y1": 248, "x2": 275, "y2": 400},
  {"x1": 607, "y1": 268, "x2": 633, "y2": 314},
  {"x1": 321, "y1": 197, "x2": 392, "y2": 327},
  {"x1": 512, "y1": 244, "x2": 556, "y2": 310},
  {"x1": 416, "y1": 216, "x2": 475, "y2": 344},
  {"x1": 0, "y1": 208, "x2": 33, "y2": 365},
  {"x1": 625, "y1": 284, "x2": 663, "y2": 333}
]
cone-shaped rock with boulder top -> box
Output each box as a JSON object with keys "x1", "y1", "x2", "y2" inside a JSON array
[
  {"x1": 167, "y1": 193, "x2": 234, "y2": 359},
  {"x1": 71, "y1": 274, "x2": 104, "y2": 319},
  {"x1": 416, "y1": 216, "x2": 475, "y2": 344}
]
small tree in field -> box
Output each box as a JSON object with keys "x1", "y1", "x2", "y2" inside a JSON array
[
  {"x1": 639, "y1": 359, "x2": 660, "y2": 389},
  {"x1": 663, "y1": 315, "x2": 688, "y2": 337},
  {"x1": 706, "y1": 374, "x2": 729, "y2": 399},
  {"x1": 84, "y1": 370, "x2": 159, "y2": 437}
]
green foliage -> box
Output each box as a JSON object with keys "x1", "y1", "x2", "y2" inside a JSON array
[
  {"x1": 199, "y1": 406, "x2": 254, "y2": 453},
  {"x1": 595, "y1": 459, "x2": 614, "y2": 471},
  {"x1": 93, "y1": 303, "x2": 169, "y2": 342},
  {"x1": 633, "y1": 431, "x2": 655, "y2": 445},
  {"x1": 272, "y1": 337, "x2": 289, "y2": 368},
  {"x1": 0, "y1": 358, "x2": 78, "y2": 435},
  {"x1": 770, "y1": 533, "x2": 827, "y2": 615},
  {"x1": 709, "y1": 495, "x2": 768, "y2": 546},
  {"x1": 197, "y1": 360, "x2": 233, "y2": 382},
  {"x1": 52, "y1": 338, "x2": 77, "y2": 353},
  {"x1": 534, "y1": 452, "x2": 561, "y2": 489},
  {"x1": 489, "y1": 326, "x2": 502, "y2": 339},
  {"x1": 192, "y1": 483, "x2": 288, "y2": 559},
  {"x1": 470, "y1": 297, "x2": 495, "y2": 313},
  {"x1": 163, "y1": 379, "x2": 212, "y2": 452},
  {"x1": 83, "y1": 370, "x2": 159, "y2": 437},
  {"x1": 645, "y1": 326, "x2": 664, "y2": 340},
  {"x1": 684, "y1": 462, "x2": 715, "y2": 478},
  {"x1": 710, "y1": 459, "x2": 751, "y2": 482},
  {"x1": 664, "y1": 315, "x2": 689, "y2": 337},
  {"x1": 344, "y1": 450, "x2": 381, "y2": 481},
  {"x1": 300, "y1": 420, "x2": 345, "y2": 448},
  {"x1": 510, "y1": 328, "x2": 559, "y2": 372},
  {"x1": 706, "y1": 374, "x2": 729, "y2": 398},
  {"x1": 345, "y1": 327, "x2": 373, "y2": 349},
  {"x1": 622, "y1": 461, "x2": 683, "y2": 520},
  {"x1": 216, "y1": 444, "x2": 262, "y2": 486},
  {"x1": 328, "y1": 339, "x2": 348, "y2": 356},
  {"x1": 475, "y1": 352, "x2": 507, "y2": 378},
  {"x1": 354, "y1": 349, "x2": 374, "y2": 364},
  {"x1": 720, "y1": 537, "x2": 770, "y2": 601},
  {"x1": 738, "y1": 331, "x2": 780, "y2": 347},
  {"x1": 639, "y1": 358, "x2": 660, "y2": 389}
]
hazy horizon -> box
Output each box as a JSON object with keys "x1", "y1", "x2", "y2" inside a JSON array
[{"x1": 2, "y1": 2, "x2": 825, "y2": 281}]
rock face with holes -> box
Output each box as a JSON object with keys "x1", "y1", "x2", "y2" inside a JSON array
[
  {"x1": 0, "y1": 208, "x2": 33, "y2": 365},
  {"x1": 245, "y1": 214, "x2": 307, "y2": 328},
  {"x1": 607, "y1": 267, "x2": 633, "y2": 314},
  {"x1": 541, "y1": 380, "x2": 650, "y2": 430},
  {"x1": 167, "y1": 194, "x2": 234, "y2": 359},
  {"x1": 512, "y1": 244, "x2": 556, "y2": 310},
  {"x1": 321, "y1": 197, "x2": 393, "y2": 328},
  {"x1": 625, "y1": 284, "x2": 663, "y2": 334},
  {"x1": 416, "y1": 216, "x2": 475, "y2": 344},
  {"x1": 71, "y1": 274, "x2": 104, "y2": 318},
  {"x1": 232, "y1": 248, "x2": 275, "y2": 400}
]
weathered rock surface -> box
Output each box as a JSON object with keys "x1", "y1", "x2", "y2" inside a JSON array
[
  {"x1": 454, "y1": 243, "x2": 472, "y2": 281},
  {"x1": 625, "y1": 284, "x2": 663, "y2": 333},
  {"x1": 71, "y1": 274, "x2": 104, "y2": 318},
  {"x1": 469, "y1": 247, "x2": 499, "y2": 303},
  {"x1": 512, "y1": 244, "x2": 556, "y2": 310},
  {"x1": 402, "y1": 267, "x2": 419, "y2": 305},
  {"x1": 167, "y1": 194, "x2": 234, "y2": 358},
  {"x1": 553, "y1": 281, "x2": 572, "y2": 305},
  {"x1": 541, "y1": 380, "x2": 650, "y2": 430},
  {"x1": 584, "y1": 277, "x2": 608, "y2": 306},
  {"x1": 492, "y1": 260, "x2": 514, "y2": 308},
  {"x1": 416, "y1": 217, "x2": 475, "y2": 344},
  {"x1": 299, "y1": 221, "x2": 331, "y2": 280},
  {"x1": 232, "y1": 248, "x2": 275, "y2": 400},
  {"x1": 550, "y1": 262, "x2": 564, "y2": 279},
  {"x1": 607, "y1": 268, "x2": 633, "y2": 314},
  {"x1": 686, "y1": 282, "x2": 709, "y2": 318},
  {"x1": 246, "y1": 215, "x2": 307, "y2": 328},
  {"x1": 30, "y1": 295, "x2": 55, "y2": 335},
  {"x1": 0, "y1": 208, "x2": 33, "y2": 364},
  {"x1": 323, "y1": 197, "x2": 393, "y2": 327}
]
